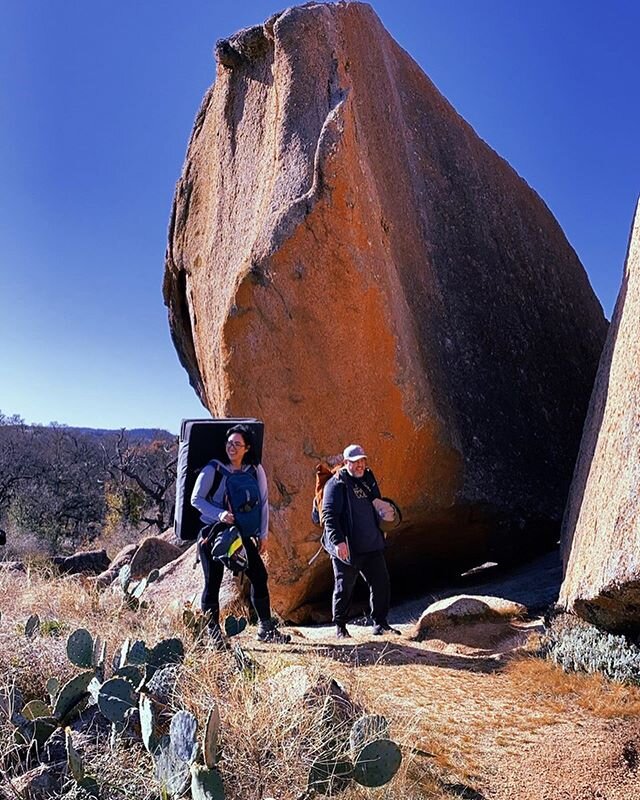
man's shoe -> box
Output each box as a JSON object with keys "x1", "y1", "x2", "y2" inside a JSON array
[
  {"x1": 257, "y1": 620, "x2": 291, "y2": 644},
  {"x1": 372, "y1": 621, "x2": 402, "y2": 636},
  {"x1": 335, "y1": 624, "x2": 352, "y2": 639}
]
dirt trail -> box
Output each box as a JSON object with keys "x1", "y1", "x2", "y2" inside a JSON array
[{"x1": 269, "y1": 551, "x2": 640, "y2": 800}]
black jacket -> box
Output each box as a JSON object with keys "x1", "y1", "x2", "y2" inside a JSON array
[{"x1": 321, "y1": 467, "x2": 382, "y2": 560}]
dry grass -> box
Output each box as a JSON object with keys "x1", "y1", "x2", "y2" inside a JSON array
[{"x1": 4, "y1": 567, "x2": 640, "y2": 800}]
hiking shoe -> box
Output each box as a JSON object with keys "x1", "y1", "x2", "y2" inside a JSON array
[
  {"x1": 256, "y1": 621, "x2": 291, "y2": 644},
  {"x1": 207, "y1": 623, "x2": 228, "y2": 651},
  {"x1": 335, "y1": 624, "x2": 352, "y2": 639},
  {"x1": 372, "y1": 622, "x2": 402, "y2": 636}
]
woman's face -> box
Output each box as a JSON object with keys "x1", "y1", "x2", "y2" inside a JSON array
[{"x1": 226, "y1": 433, "x2": 248, "y2": 464}]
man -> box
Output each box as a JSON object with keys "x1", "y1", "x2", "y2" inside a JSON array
[{"x1": 322, "y1": 444, "x2": 401, "y2": 639}]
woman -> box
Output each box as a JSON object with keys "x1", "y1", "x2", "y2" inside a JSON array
[{"x1": 191, "y1": 424, "x2": 290, "y2": 646}]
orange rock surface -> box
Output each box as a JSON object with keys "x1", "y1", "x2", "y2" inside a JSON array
[
  {"x1": 164, "y1": 3, "x2": 606, "y2": 621},
  {"x1": 559, "y1": 199, "x2": 640, "y2": 630}
]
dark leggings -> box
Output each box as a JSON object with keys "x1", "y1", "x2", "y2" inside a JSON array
[{"x1": 198, "y1": 533, "x2": 271, "y2": 623}]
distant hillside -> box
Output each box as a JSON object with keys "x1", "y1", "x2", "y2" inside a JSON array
[{"x1": 67, "y1": 427, "x2": 176, "y2": 443}]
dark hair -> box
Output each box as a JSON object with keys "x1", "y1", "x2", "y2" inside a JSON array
[{"x1": 226, "y1": 424, "x2": 257, "y2": 465}]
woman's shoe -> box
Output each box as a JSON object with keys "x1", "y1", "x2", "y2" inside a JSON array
[{"x1": 257, "y1": 620, "x2": 291, "y2": 644}]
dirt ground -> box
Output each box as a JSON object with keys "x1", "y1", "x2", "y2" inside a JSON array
[{"x1": 272, "y1": 551, "x2": 640, "y2": 800}]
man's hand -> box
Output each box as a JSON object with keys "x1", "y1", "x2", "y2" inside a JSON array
[
  {"x1": 336, "y1": 542, "x2": 349, "y2": 562},
  {"x1": 220, "y1": 510, "x2": 235, "y2": 524},
  {"x1": 256, "y1": 537, "x2": 266, "y2": 555}
]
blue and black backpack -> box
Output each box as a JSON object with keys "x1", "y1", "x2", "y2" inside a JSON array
[{"x1": 209, "y1": 461, "x2": 262, "y2": 539}]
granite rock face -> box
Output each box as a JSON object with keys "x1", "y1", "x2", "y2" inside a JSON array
[
  {"x1": 164, "y1": 3, "x2": 606, "y2": 620},
  {"x1": 559, "y1": 199, "x2": 640, "y2": 631}
]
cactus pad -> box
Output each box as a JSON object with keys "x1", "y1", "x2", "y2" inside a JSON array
[
  {"x1": 203, "y1": 704, "x2": 220, "y2": 769},
  {"x1": 154, "y1": 736, "x2": 191, "y2": 797},
  {"x1": 224, "y1": 615, "x2": 247, "y2": 637},
  {"x1": 22, "y1": 699, "x2": 52, "y2": 720},
  {"x1": 170, "y1": 710, "x2": 199, "y2": 763},
  {"x1": 349, "y1": 714, "x2": 389, "y2": 755},
  {"x1": 15, "y1": 716, "x2": 57, "y2": 749},
  {"x1": 139, "y1": 694, "x2": 158, "y2": 754},
  {"x1": 190, "y1": 763, "x2": 225, "y2": 800},
  {"x1": 67, "y1": 628, "x2": 94, "y2": 668},
  {"x1": 46, "y1": 677, "x2": 59, "y2": 704},
  {"x1": 24, "y1": 614, "x2": 40, "y2": 638},
  {"x1": 65, "y1": 727, "x2": 84, "y2": 781},
  {"x1": 352, "y1": 738, "x2": 402, "y2": 787},
  {"x1": 119, "y1": 563, "x2": 132, "y2": 589},
  {"x1": 115, "y1": 665, "x2": 143, "y2": 686},
  {"x1": 148, "y1": 638, "x2": 184, "y2": 670},
  {"x1": 53, "y1": 671, "x2": 95, "y2": 723},
  {"x1": 98, "y1": 677, "x2": 136, "y2": 724}
]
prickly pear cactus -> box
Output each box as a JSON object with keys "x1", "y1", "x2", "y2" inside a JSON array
[
  {"x1": 307, "y1": 758, "x2": 353, "y2": 795},
  {"x1": 67, "y1": 628, "x2": 94, "y2": 668},
  {"x1": 114, "y1": 664, "x2": 143, "y2": 687},
  {"x1": 224, "y1": 615, "x2": 247, "y2": 638},
  {"x1": 170, "y1": 710, "x2": 199, "y2": 764},
  {"x1": 190, "y1": 763, "x2": 225, "y2": 800},
  {"x1": 146, "y1": 665, "x2": 178, "y2": 705},
  {"x1": 53, "y1": 670, "x2": 95, "y2": 723},
  {"x1": 97, "y1": 677, "x2": 137, "y2": 724},
  {"x1": 65, "y1": 727, "x2": 84, "y2": 781},
  {"x1": 352, "y1": 738, "x2": 402, "y2": 787},
  {"x1": 202, "y1": 704, "x2": 220, "y2": 769},
  {"x1": 46, "y1": 677, "x2": 59, "y2": 705},
  {"x1": 22, "y1": 699, "x2": 52, "y2": 720},
  {"x1": 147, "y1": 638, "x2": 184, "y2": 672},
  {"x1": 139, "y1": 693, "x2": 158, "y2": 754},
  {"x1": 24, "y1": 614, "x2": 40, "y2": 638},
  {"x1": 349, "y1": 714, "x2": 389, "y2": 754},
  {"x1": 154, "y1": 735, "x2": 191, "y2": 797},
  {"x1": 119, "y1": 563, "x2": 132, "y2": 590},
  {"x1": 15, "y1": 716, "x2": 58, "y2": 749}
]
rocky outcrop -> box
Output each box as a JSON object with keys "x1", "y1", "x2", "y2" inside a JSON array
[
  {"x1": 164, "y1": 3, "x2": 606, "y2": 620},
  {"x1": 559, "y1": 199, "x2": 640, "y2": 631},
  {"x1": 129, "y1": 536, "x2": 182, "y2": 580},
  {"x1": 51, "y1": 549, "x2": 109, "y2": 576}
]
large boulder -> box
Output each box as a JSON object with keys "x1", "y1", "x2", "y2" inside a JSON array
[
  {"x1": 559, "y1": 200, "x2": 640, "y2": 630},
  {"x1": 129, "y1": 535, "x2": 183, "y2": 580},
  {"x1": 163, "y1": 3, "x2": 606, "y2": 620}
]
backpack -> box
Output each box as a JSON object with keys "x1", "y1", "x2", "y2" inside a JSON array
[
  {"x1": 311, "y1": 463, "x2": 341, "y2": 526},
  {"x1": 213, "y1": 462, "x2": 262, "y2": 539},
  {"x1": 204, "y1": 522, "x2": 248, "y2": 574}
]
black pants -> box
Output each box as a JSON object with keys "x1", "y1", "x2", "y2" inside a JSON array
[
  {"x1": 331, "y1": 549, "x2": 390, "y2": 626},
  {"x1": 198, "y1": 533, "x2": 271, "y2": 624}
]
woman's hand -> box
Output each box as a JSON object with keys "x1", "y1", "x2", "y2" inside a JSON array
[
  {"x1": 220, "y1": 510, "x2": 235, "y2": 524},
  {"x1": 336, "y1": 542, "x2": 349, "y2": 561}
]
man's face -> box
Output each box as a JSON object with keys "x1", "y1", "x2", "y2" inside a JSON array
[{"x1": 346, "y1": 457, "x2": 367, "y2": 478}]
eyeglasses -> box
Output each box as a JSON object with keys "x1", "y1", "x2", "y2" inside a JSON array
[{"x1": 226, "y1": 441, "x2": 246, "y2": 450}]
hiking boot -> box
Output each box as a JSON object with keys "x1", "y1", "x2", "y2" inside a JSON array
[
  {"x1": 335, "y1": 624, "x2": 352, "y2": 639},
  {"x1": 372, "y1": 621, "x2": 402, "y2": 636},
  {"x1": 207, "y1": 623, "x2": 228, "y2": 651},
  {"x1": 257, "y1": 620, "x2": 291, "y2": 644}
]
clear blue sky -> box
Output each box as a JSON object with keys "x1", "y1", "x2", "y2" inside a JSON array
[{"x1": 1, "y1": 1, "x2": 638, "y2": 434}]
